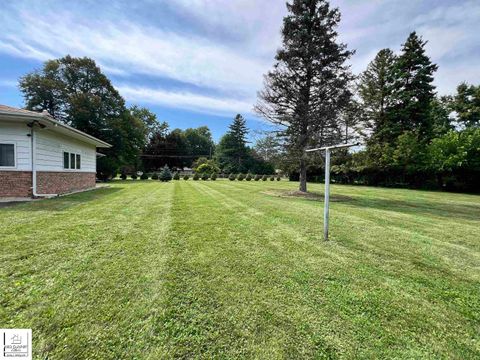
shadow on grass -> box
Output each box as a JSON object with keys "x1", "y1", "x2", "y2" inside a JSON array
[
  {"x1": 262, "y1": 189, "x2": 352, "y2": 202},
  {"x1": 262, "y1": 188, "x2": 480, "y2": 221},
  {"x1": 344, "y1": 196, "x2": 480, "y2": 221},
  {"x1": 0, "y1": 187, "x2": 123, "y2": 212}
]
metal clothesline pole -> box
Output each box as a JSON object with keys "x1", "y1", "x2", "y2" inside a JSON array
[{"x1": 306, "y1": 142, "x2": 359, "y2": 241}]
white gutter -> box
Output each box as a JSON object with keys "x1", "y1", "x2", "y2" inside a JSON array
[{"x1": 30, "y1": 122, "x2": 57, "y2": 198}]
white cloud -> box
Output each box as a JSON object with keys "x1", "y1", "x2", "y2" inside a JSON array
[
  {"x1": 117, "y1": 85, "x2": 255, "y2": 117},
  {"x1": 0, "y1": 6, "x2": 271, "y2": 95},
  {"x1": 0, "y1": 0, "x2": 479, "y2": 115}
]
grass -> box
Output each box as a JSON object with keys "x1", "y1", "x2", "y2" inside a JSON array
[{"x1": 0, "y1": 180, "x2": 479, "y2": 359}]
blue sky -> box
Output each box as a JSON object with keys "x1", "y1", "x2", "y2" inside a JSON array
[{"x1": 1, "y1": 0, "x2": 479, "y2": 141}]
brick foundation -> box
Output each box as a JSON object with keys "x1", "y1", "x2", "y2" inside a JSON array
[
  {"x1": 0, "y1": 171, "x2": 33, "y2": 197},
  {"x1": 36, "y1": 172, "x2": 96, "y2": 195}
]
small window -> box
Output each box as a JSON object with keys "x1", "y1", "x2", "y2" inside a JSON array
[
  {"x1": 63, "y1": 151, "x2": 81, "y2": 170},
  {"x1": 70, "y1": 153, "x2": 76, "y2": 169},
  {"x1": 63, "y1": 152, "x2": 69, "y2": 169},
  {"x1": 0, "y1": 143, "x2": 15, "y2": 167}
]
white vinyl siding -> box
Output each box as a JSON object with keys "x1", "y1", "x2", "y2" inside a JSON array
[
  {"x1": 35, "y1": 129, "x2": 96, "y2": 172},
  {"x1": 0, "y1": 122, "x2": 31, "y2": 171}
]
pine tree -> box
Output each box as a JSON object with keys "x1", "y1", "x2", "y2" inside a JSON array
[
  {"x1": 255, "y1": 0, "x2": 354, "y2": 192},
  {"x1": 215, "y1": 114, "x2": 250, "y2": 173},
  {"x1": 389, "y1": 32, "x2": 438, "y2": 142},
  {"x1": 229, "y1": 114, "x2": 248, "y2": 148},
  {"x1": 358, "y1": 49, "x2": 396, "y2": 142},
  {"x1": 158, "y1": 165, "x2": 172, "y2": 182}
]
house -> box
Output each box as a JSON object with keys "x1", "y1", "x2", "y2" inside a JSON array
[{"x1": 0, "y1": 105, "x2": 111, "y2": 198}]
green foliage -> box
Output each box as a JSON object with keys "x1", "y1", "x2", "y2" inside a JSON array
[
  {"x1": 237, "y1": 173, "x2": 245, "y2": 181},
  {"x1": 195, "y1": 160, "x2": 220, "y2": 175},
  {"x1": 210, "y1": 173, "x2": 217, "y2": 181},
  {"x1": 254, "y1": 174, "x2": 261, "y2": 181},
  {"x1": 151, "y1": 173, "x2": 159, "y2": 180},
  {"x1": 261, "y1": 175, "x2": 268, "y2": 181},
  {"x1": 173, "y1": 172, "x2": 180, "y2": 180},
  {"x1": 228, "y1": 173, "x2": 236, "y2": 181},
  {"x1": 97, "y1": 157, "x2": 120, "y2": 181},
  {"x1": 246, "y1": 173, "x2": 252, "y2": 181},
  {"x1": 201, "y1": 173, "x2": 210, "y2": 181},
  {"x1": 428, "y1": 128, "x2": 480, "y2": 172},
  {"x1": 159, "y1": 165, "x2": 172, "y2": 182},
  {"x1": 183, "y1": 174, "x2": 190, "y2": 180},
  {"x1": 193, "y1": 173, "x2": 200, "y2": 181},
  {"x1": 19, "y1": 56, "x2": 147, "y2": 177},
  {"x1": 140, "y1": 173, "x2": 149, "y2": 180},
  {"x1": 144, "y1": 127, "x2": 215, "y2": 171},
  {"x1": 448, "y1": 83, "x2": 480, "y2": 128}
]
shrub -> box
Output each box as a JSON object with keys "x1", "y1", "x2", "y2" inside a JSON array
[
  {"x1": 183, "y1": 174, "x2": 190, "y2": 180},
  {"x1": 211, "y1": 173, "x2": 217, "y2": 181},
  {"x1": 131, "y1": 174, "x2": 138, "y2": 180},
  {"x1": 140, "y1": 173, "x2": 149, "y2": 180},
  {"x1": 196, "y1": 161, "x2": 220, "y2": 175},
  {"x1": 276, "y1": 175, "x2": 281, "y2": 181},
  {"x1": 237, "y1": 173, "x2": 245, "y2": 181},
  {"x1": 120, "y1": 173, "x2": 127, "y2": 180},
  {"x1": 151, "y1": 173, "x2": 159, "y2": 180},
  {"x1": 228, "y1": 173, "x2": 236, "y2": 181},
  {"x1": 270, "y1": 175, "x2": 275, "y2": 181},
  {"x1": 262, "y1": 174, "x2": 268, "y2": 181},
  {"x1": 246, "y1": 173, "x2": 252, "y2": 181},
  {"x1": 254, "y1": 174, "x2": 261, "y2": 181},
  {"x1": 193, "y1": 173, "x2": 200, "y2": 181},
  {"x1": 173, "y1": 172, "x2": 180, "y2": 180},
  {"x1": 202, "y1": 173, "x2": 210, "y2": 181},
  {"x1": 159, "y1": 165, "x2": 172, "y2": 182}
]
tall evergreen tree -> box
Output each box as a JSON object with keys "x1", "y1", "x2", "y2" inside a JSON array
[
  {"x1": 389, "y1": 32, "x2": 438, "y2": 141},
  {"x1": 255, "y1": 0, "x2": 354, "y2": 192},
  {"x1": 216, "y1": 114, "x2": 250, "y2": 172},
  {"x1": 358, "y1": 48, "x2": 396, "y2": 142}
]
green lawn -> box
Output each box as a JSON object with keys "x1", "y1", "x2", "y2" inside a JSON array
[{"x1": 1, "y1": 180, "x2": 479, "y2": 359}]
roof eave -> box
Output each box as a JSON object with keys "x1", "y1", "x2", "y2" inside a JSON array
[{"x1": 0, "y1": 111, "x2": 112, "y2": 148}]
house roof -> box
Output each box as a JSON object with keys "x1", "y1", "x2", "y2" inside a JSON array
[{"x1": 0, "y1": 105, "x2": 111, "y2": 148}]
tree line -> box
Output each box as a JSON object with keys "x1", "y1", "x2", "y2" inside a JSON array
[
  {"x1": 19, "y1": 57, "x2": 275, "y2": 178},
  {"x1": 18, "y1": 0, "x2": 479, "y2": 192},
  {"x1": 255, "y1": 0, "x2": 479, "y2": 192}
]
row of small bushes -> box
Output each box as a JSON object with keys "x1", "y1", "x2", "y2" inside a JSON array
[
  {"x1": 120, "y1": 173, "x2": 219, "y2": 181},
  {"x1": 229, "y1": 174, "x2": 280, "y2": 181},
  {"x1": 120, "y1": 172, "x2": 280, "y2": 182}
]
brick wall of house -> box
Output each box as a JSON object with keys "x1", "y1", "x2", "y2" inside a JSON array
[
  {"x1": 37, "y1": 172, "x2": 96, "y2": 195},
  {"x1": 0, "y1": 171, "x2": 33, "y2": 197}
]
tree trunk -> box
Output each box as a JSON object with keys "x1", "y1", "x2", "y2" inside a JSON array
[{"x1": 299, "y1": 158, "x2": 307, "y2": 192}]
